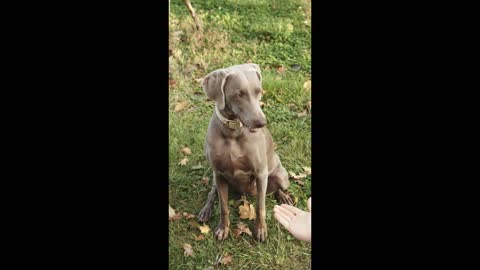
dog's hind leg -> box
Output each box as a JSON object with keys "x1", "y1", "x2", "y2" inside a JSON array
[{"x1": 198, "y1": 183, "x2": 217, "y2": 222}]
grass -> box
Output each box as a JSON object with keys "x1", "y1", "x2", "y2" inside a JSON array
[{"x1": 169, "y1": 0, "x2": 311, "y2": 269}]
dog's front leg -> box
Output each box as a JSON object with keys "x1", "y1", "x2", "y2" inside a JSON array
[
  {"x1": 255, "y1": 169, "x2": 268, "y2": 242},
  {"x1": 214, "y1": 172, "x2": 230, "y2": 240}
]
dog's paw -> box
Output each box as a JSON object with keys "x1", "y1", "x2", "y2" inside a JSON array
[
  {"x1": 215, "y1": 224, "x2": 230, "y2": 240},
  {"x1": 276, "y1": 190, "x2": 294, "y2": 205},
  {"x1": 255, "y1": 224, "x2": 268, "y2": 242},
  {"x1": 198, "y1": 205, "x2": 213, "y2": 223}
]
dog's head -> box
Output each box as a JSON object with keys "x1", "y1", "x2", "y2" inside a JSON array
[{"x1": 202, "y1": 63, "x2": 266, "y2": 129}]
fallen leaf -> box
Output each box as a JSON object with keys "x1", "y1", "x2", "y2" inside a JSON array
[
  {"x1": 276, "y1": 66, "x2": 286, "y2": 74},
  {"x1": 303, "y1": 166, "x2": 311, "y2": 175},
  {"x1": 198, "y1": 224, "x2": 211, "y2": 234},
  {"x1": 195, "y1": 77, "x2": 204, "y2": 84},
  {"x1": 294, "y1": 179, "x2": 305, "y2": 187},
  {"x1": 181, "y1": 147, "x2": 192, "y2": 155},
  {"x1": 195, "y1": 234, "x2": 205, "y2": 241},
  {"x1": 188, "y1": 219, "x2": 200, "y2": 229},
  {"x1": 289, "y1": 171, "x2": 307, "y2": 180},
  {"x1": 169, "y1": 206, "x2": 182, "y2": 221},
  {"x1": 174, "y1": 101, "x2": 188, "y2": 112},
  {"x1": 297, "y1": 110, "x2": 308, "y2": 117},
  {"x1": 178, "y1": 157, "x2": 188, "y2": 166},
  {"x1": 200, "y1": 177, "x2": 209, "y2": 185},
  {"x1": 234, "y1": 222, "x2": 253, "y2": 237},
  {"x1": 183, "y1": 212, "x2": 195, "y2": 220},
  {"x1": 220, "y1": 253, "x2": 233, "y2": 265},
  {"x1": 169, "y1": 79, "x2": 177, "y2": 87},
  {"x1": 260, "y1": 101, "x2": 265, "y2": 107},
  {"x1": 239, "y1": 202, "x2": 256, "y2": 220},
  {"x1": 183, "y1": 243, "x2": 194, "y2": 257},
  {"x1": 303, "y1": 80, "x2": 311, "y2": 90}
]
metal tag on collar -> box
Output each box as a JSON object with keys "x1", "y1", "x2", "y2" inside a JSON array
[{"x1": 227, "y1": 120, "x2": 242, "y2": 129}]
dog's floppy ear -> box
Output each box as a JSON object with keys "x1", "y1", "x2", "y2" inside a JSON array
[
  {"x1": 248, "y1": 63, "x2": 262, "y2": 82},
  {"x1": 202, "y1": 69, "x2": 232, "y2": 110}
]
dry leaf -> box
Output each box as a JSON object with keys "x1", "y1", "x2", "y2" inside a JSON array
[
  {"x1": 297, "y1": 110, "x2": 307, "y2": 117},
  {"x1": 169, "y1": 206, "x2": 182, "y2": 221},
  {"x1": 220, "y1": 253, "x2": 233, "y2": 265},
  {"x1": 198, "y1": 224, "x2": 211, "y2": 234},
  {"x1": 260, "y1": 101, "x2": 265, "y2": 107},
  {"x1": 303, "y1": 80, "x2": 311, "y2": 90},
  {"x1": 234, "y1": 222, "x2": 253, "y2": 237},
  {"x1": 183, "y1": 212, "x2": 195, "y2": 220},
  {"x1": 181, "y1": 147, "x2": 192, "y2": 155},
  {"x1": 188, "y1": 219, "x2": 200, "y2": 229},
  {"x1": 169, "y1": 79, "x2": 177, "y2": 87},
  {"x1": 174, "y1": 101, "x2": 188, "y2": 112},
  {"x1": 289, "y1": 171, "x2": 307, "y2": 180},
  {"x1": 238, "y1": 202, "x2": 256, "y2": 220},
  {"x1": 178, "y1": 157, "x2": 188, "y2": 166},
  {"x1": 276, "y1": 66, "x2": 286, "y2": 74},
  {"x1": 294, "y1": 179, "x2": 305, "y2": 187},
  {"x1": 195, "y1": 234, "x2": 205, "y2": 241},
  {"x1": 303, "y1": 166, "x2": 311, "y2": 175},
  {"x1": 200, "y1": 177, "x2": 209, "y2": 185},
  {"x1": 183, "y1": 243, "x2": 194, "y2": 257}
]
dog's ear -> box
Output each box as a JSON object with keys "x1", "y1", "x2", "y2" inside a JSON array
[
  {"x1": 202, "y1": 69, "x2": 232, "y2": 110},
  {"x1": 248, "y1": 63, "x2": 262, "y2": 82}
]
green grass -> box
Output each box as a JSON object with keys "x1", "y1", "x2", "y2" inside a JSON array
[{"x1": 169, "y1": 0, "x2": 311, "y2": 269}]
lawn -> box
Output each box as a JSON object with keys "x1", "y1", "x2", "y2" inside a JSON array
[{"x1": 169, "y1": 0, "x2": 311, "y2": 269}]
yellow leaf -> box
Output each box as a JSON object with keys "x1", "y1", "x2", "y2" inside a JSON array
[
  {"x1": 198, "y1": 224, "x2": 210, "y2": 234},
  {"x1": 174, "y1": 101, "x2": 188, "y2": 112},
  {"x1": 238, "y1": 201, "x2": 256, "y2": 220},
  {"x1": 181, "y1": 147, "x2": 192, "y2": 155},
  {"x1": 178, "y1": 157, "x2": 188, "y2": 166},
  {"x1": 183, "y1": 243, "x2": 194, "y2": 257},
  {"x1": 303, "y1": 80, "x2": 311, "y2": 90}
]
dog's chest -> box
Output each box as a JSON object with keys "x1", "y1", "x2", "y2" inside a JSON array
[{"x1": 210, "y1": 139, "x2": 256, "y2": 179}]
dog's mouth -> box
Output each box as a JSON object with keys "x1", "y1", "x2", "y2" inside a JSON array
[{"x1": 239, "y1": 119, "x2": 258, "y2": 133}]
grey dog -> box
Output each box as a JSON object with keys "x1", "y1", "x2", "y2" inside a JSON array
[{"x1": 197, "y1": 63, "x2": 293, "y2": 242}]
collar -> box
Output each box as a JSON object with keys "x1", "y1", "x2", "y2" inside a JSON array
[{"x1": 215, "y1": 105, "x2": 243, "y2": 130}]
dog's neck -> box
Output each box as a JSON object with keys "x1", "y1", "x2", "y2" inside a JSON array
[{"x1": 215, "y1": 105, "x2": 243, "y2": 130}]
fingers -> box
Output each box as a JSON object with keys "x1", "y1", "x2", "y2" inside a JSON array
[
  {"x1": 273, "y1": 211, "x2": 291, "y2": 229},
  {"x1": 274, "y1": 205, "x2": 296, "y2": 219},
  {"x1": 308, "y1": 197, "x2": 311, "y2": 212},
  {"x1": 280, "y1": 204, "x2": 304, "y2": 215}
]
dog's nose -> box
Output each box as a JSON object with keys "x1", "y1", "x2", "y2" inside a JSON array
[{"x1": 253, "y1": 118, "x2": 267, "y2": 128}]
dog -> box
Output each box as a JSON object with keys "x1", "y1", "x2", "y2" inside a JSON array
[{"x1": 197, "y1": 63, "x2": 293, "y2": 242}]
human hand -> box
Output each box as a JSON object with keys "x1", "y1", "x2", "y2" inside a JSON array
[{"x1": 273, "y1": 197, "x2": 311, "y2": 242}]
